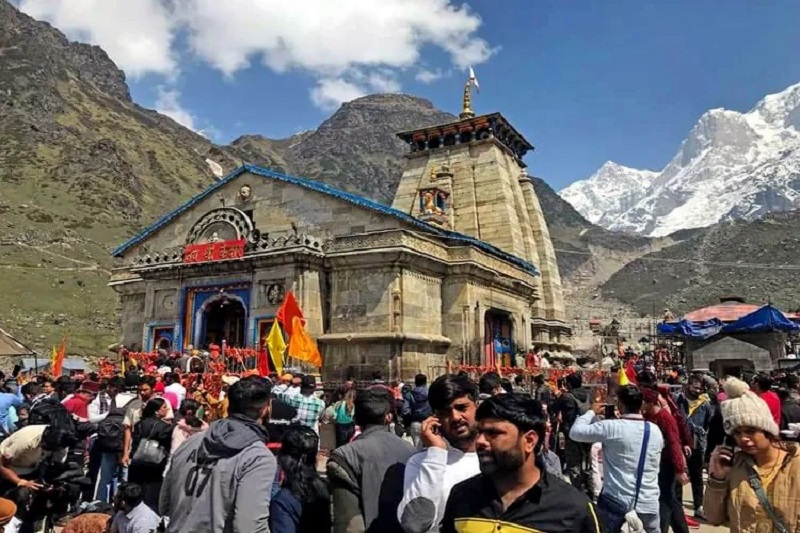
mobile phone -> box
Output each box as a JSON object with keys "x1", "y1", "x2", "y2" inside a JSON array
[
  {"x1": 718, "y1": 445, "x2": 734, "y2": 466},
  {"x1": 11, "y1": 365, "x2": 21, "y2": 378},
  {"x1": 604, "y1": 404, "x2": 616, "y2": 420}
]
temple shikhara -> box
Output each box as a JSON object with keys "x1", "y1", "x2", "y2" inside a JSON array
[{"x1": 109, "y1": 82, "x2": 570, "y2": 380}]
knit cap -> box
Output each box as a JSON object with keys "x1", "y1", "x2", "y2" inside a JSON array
[{"x1": 720, "y1": 377, "x2": 780, "y2": 436}]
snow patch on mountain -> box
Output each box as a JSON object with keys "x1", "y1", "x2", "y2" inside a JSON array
[{"x1": 559, "y1": 82, "x2": 800, "y2": 237}]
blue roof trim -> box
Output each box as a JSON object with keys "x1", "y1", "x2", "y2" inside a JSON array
[{"x1": 112, "y1": 164, "x2": 539, "y2": 276}]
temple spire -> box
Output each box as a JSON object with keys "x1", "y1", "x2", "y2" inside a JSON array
[{"x1": 459, "y1": 66, "x2": 479, "y2": 119}]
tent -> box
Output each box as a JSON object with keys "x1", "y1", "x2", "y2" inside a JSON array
[
  {"x1": 0, "y1": 328, "x2": 35, "y2": 357},
  {"x1": 658, "y1": 305, "x2": 799, "y2": 340}
]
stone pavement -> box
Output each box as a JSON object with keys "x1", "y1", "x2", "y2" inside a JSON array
[{"x1": 681, "y1": 483, "x2": 727, "y2": 533}]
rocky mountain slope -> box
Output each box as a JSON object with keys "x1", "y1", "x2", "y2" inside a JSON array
[
  {"x1": 602, "y1": 210, "x2": 800, "y2": 315},
  {"x1": 0, "y1": 1, "x2": 241, "y2": 354},
  {"x1": 226, "y1": 95, "x2": 455, "y2": 203},
  {"x1": 561, "y1": 82, "x2": 800, "y2": 237}
]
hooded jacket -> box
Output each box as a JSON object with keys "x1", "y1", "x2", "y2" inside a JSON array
[{"x1": 160, "y1": 414, "x2": 277, "y2": 533}]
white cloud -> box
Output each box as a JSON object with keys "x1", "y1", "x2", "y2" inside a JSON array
[
  {"x1": 19, "y1": 0, "x2": 178, "y2": 78},
  {"x1": 154, "y1": 87, "x2": 197, "y2": 131},
  {"x1": 19, "y1": 0, "x2": 494, "y2": 110},
  {"x1": 310, "y1": 79, "x2": 366, "y2": 112},
  {"x1": 416, "y1": 68, "x2": 445, "y2": 84}
]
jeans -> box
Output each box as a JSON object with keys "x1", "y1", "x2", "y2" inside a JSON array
[
  {"x1": 565, "y1": 438, "x2": 596, "y2": 500},
  {"x1": 598, "y1": 509, "x2": 661, "y2": 533},
  {"x1": 658, "y1": 468, "x2": 689, "y2": 533},
  {"x1": 334, "y1": 422, "x2": 355, "y2": 448},
  {"x1": 94, "y1": 452, "x2": 127, "y2": 503},
  {"x1": 687, "y1": 448, "x2": 705, "y2": 510},
  {"x1": 407, "y1": 421, "x2": 423, "y2": 448}
]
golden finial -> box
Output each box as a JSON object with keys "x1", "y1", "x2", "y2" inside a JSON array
[
  {"x1": 460, "y1": 80, "x2": 474, "y2": 119},
  {"x1": 460, "y1": 67, "x2": 478, "y2": 119},
  {"x1": 430, "y1": 166, "x2": 437, "y2": 180}
]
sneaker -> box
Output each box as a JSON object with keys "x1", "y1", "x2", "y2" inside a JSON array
[{"x1": 694, "y1": 506, "x2": 707, "y2": 521}]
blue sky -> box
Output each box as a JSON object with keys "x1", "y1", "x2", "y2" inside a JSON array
[{"x1": 17, "y1": 0, "x2": 800, "y2": 190}]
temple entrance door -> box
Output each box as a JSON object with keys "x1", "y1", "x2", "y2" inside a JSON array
[
  {"x1": 203, "y1": 298, "x2": 246, "y2": 348},
  {"x1": 484, "y1": 310, "x2": 514, "y2": 368}
]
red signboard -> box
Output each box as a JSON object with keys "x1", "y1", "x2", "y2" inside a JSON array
[{"x1": 183, "y1": 239, "x2": 246, "y2": 264}]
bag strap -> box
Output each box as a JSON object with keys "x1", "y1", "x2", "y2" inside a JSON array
[
  {"x1": 631, "y1": 421, "x2": 651, "y2": 509},
  {"x1": 747, "y1": 466, "x2": 790, "y2": 533}
]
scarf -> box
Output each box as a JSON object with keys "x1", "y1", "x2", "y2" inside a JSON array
[{"x1": 687, "y1": 393, "x2": 709, "y2": 417}]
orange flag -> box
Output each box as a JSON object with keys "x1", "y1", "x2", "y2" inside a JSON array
[
  {"x1": 287, "y1": 317, "x2": 322, "y2": 368},
  {"x1": 52, "y1": 335, "x2": 67, "y2": 376},
  {"x1": 276, "y1": 291, "x2": 304, "y2": 336}
]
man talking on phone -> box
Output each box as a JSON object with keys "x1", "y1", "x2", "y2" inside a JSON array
[{"x1": 397, "y1": 374, "x2": 481, "y2": 533}]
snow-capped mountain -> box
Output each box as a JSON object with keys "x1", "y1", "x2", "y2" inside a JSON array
[
  {"x1": 559, "y1": 82, "x2": 800, "y2": 237},
  {"x1": 560, "y1": 162, "x2": 658, "y2": 227}
]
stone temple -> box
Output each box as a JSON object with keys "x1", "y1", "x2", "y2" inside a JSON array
[{"x1": 109, "y1": 97, "x2": 570, "y2": 381}]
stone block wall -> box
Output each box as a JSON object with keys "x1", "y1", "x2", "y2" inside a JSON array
[
  {"x1": 401, "y1": 270, "x2": 443, "y2": 336},
  {"x1": 328, "y1": 267, "x2": 397, "y2": 333}
]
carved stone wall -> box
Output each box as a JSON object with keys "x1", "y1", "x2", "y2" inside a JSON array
[
  {"x1": 152, "y1": 289, "x2": 178, "y2": 319},
  {"x1": 120, "y1": 291, "x2": 146, "y2": 351}
]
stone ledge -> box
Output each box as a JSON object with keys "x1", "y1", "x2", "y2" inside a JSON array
[{"x1": 318, "y1": 332, "x2": 452, "y2": 346}]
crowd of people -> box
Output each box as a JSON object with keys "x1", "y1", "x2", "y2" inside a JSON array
[{"x1": 0, "y1": 354, "x2": 794, "y2": 532}]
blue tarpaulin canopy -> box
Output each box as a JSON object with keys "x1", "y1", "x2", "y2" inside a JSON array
[{"x1": 657, "y1": 305, "x2": 799, "y2": 340}]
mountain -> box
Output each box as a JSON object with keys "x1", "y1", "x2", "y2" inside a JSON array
[
  {"x1": 559, "y1": 162, "x2": 658, "y2": 228},
  {"x1": 602, "y1": 210, "x2": 800, "y2": 315},
  {"x1": 228, "y1": 94, "x2": 455, "y2": 203},
  {"x1": 560, "y1": 82, "x2": 800, "y2": 237},
  {"x1": 0, "y1": 1, "x2": 244, "y2": 354}
]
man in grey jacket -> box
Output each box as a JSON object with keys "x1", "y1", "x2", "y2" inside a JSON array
[
  {"x1": 160, "y1": 376, "x2": 277, "y2": 533},
  {"x1": 328, "y1": 386, "x2": 415, "y2": 533}
]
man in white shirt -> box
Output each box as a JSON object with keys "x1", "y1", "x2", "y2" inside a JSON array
[
  {"x1": 569, "y1": 385, "x2": 665, "y2": 533},
  {"x1": 398, "y1": 374, "x2": 481, "y2": 533}
]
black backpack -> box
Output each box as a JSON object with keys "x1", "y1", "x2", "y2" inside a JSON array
[
  {"x1": 96, "y1": 399, "x2": 128, "y2": 453},
  {"x1": 29, "y1": 398, "x2": 76, "y2": 437}
]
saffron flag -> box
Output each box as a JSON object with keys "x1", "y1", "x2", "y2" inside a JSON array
[
  {"x1": 52, "y1": 335, "x2": 67, "y2": 377},
  {"x1": 287, "y1": 317, "x2": 322, "y2": 368},
  {"x1": 276, "y1": 291, "x2": 304, "y2": 336},
  {"x1": 266, "y1": 320, "x2": 286, "y2": 375}
]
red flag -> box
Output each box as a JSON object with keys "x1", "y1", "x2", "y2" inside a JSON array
[
  {"x1": 257, "y1": 344, "x2": 270, "y2": 376},
  {"x1": 276, "y1": 291, "x2": 304, "y2": 336}
]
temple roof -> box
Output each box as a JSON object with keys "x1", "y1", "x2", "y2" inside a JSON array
[
  {"x1": 112, "y1": 164, "x2": 539, "y2": 276},
  {"x1": 396, "y1": 112, "x2": 534, "y2": 160}
]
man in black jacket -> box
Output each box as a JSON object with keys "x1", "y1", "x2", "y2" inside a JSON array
[
  {"x1": 402, "y1": 374, "x2": 431, "y2": 447},
  {"x1": 551, "y1": 373, "x2": 595, "y2": 499}
]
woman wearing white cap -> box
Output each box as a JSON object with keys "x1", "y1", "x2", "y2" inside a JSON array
[{"x1": 705, "y1": 376, "x2": 800, "y2": 532}]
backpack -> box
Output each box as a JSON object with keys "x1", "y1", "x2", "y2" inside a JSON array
[
  {"x1": 96, "y1": 399, "x2": 127, "y2": 453},
  {"x1": 28, "y1": 398, "x2": 76, "y2": 437},
  {"x1": 570, "y1": 390, "x2": 592, "y2": 416}
]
